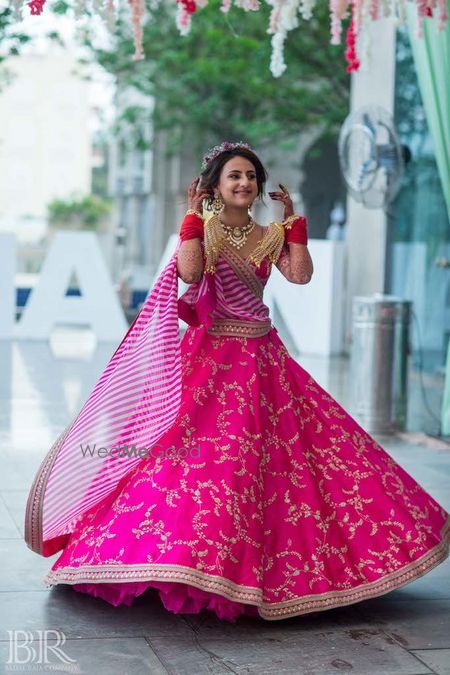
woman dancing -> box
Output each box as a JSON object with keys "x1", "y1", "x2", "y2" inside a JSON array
[{"x1": 25, "y1": 141, "x2": 450, "y2": 622}]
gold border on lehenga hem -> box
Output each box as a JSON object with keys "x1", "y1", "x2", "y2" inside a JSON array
[{"x1": 43, "y1": 514, "x2": 450, "y2": 621}]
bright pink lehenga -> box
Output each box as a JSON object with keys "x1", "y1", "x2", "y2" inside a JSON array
[{"x1": 25, "y1": 226, "x2": 450, "y2": 622}]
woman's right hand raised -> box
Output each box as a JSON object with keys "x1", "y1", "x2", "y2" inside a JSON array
[{"x1": 188, "y1": 177, "x2": 210, "y2": 213}]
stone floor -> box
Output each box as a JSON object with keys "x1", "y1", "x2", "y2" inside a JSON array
[{"x1": 0, "y1": 329, "x2": 449, "y2": 674}]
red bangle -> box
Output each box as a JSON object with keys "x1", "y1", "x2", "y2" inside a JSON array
[
  {"x1": 179, "y1": 212, "x2": 204, "y2": 242},
  {"x1": 284, "y1": 215, "x2": 308, "y2": 245}
]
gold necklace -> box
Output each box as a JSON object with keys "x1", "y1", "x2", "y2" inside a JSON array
[{"x1": 220, "y1": 216, "x2": 256, "y2": 250}]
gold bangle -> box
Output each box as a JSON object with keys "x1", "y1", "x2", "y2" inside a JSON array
[{"x1": 186, "y1": 209, "x2": 205, "y2": 220}]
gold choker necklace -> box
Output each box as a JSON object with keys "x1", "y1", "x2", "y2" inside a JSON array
[{"x1": 220, "y1": 216, "x2": 256, "y2": 250}]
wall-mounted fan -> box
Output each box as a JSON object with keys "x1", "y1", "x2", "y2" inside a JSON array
[{"x1": 338, "y1": 105, "x2": 411, "y2": 209}]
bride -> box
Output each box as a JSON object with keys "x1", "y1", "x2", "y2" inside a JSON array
[{"x1": 25, "y1": 141, "x2": 450, "y2": 623}]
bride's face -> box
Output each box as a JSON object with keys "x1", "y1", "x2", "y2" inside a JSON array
[{"x1": 217, "y1": 156, "x2": 258, "y2": 209}]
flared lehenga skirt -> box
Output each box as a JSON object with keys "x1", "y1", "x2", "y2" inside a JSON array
[{"x1": 43, "y1": 324, "x2": 450, "y2": 622}]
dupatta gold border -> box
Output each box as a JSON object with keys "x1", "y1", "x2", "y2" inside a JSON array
[
  {"x1": 24, "y1": 420, "x2": 76, "y2": 555},
  {"x1": 43, "y1": 515, "x2": 450, "y2": 621}
]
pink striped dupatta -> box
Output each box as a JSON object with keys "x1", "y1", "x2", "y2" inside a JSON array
[{"x1": 24, "y1": 237, "x2": 218, "y2": 557}]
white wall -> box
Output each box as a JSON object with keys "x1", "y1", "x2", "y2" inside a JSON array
[{"x1": 0, "y1": 53, "x2": 91, "y2": 227}]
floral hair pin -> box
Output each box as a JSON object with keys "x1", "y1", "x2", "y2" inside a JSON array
[{"x1": 201, "y1": 141, "x2": 254, "y2": 170}]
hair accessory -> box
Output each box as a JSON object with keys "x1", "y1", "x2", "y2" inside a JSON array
[{"x1": 201, "y1": 141, "x2": 254, "y2": 170}]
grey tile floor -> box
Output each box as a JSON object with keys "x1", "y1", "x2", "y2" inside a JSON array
[{"x1": 0, "y1": 329, "x2": 449, "y2": 674}]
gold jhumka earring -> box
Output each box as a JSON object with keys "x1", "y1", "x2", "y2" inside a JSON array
[{"x1": 212, "y1": 191, "x2": 225, "y2": 215}]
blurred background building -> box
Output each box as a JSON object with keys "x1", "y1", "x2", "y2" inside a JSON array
[{"x1": 0, "y1": 52, "x2": 91, "y2": 268}]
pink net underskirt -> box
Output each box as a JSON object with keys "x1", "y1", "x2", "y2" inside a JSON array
[{"x1": 72, "y1": 581, "x2": 260, "y2": 623}]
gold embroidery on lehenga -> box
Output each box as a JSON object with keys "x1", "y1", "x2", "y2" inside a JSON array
[{"x1": 44, "y1": 328, "x2": 450, "y2": 620}]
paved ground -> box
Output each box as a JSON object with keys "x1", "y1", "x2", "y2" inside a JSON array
[{"x1": 0, "y1": 330, "x2": 449, "y2": 674}]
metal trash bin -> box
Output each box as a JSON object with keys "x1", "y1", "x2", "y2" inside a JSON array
[{"x1": 350, "y1": 294, "x2": 412, "y2": 435}]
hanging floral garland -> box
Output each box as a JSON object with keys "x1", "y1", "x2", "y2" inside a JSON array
[{"x1": 15, "y1": 0, "x2": 448, "y2": 76}]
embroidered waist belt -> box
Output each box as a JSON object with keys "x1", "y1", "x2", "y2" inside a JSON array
[{"x1": 207, "y1": 317, "x2": 272, "y2": 338}]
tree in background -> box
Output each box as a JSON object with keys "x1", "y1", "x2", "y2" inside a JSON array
[{"x1": 54, "y1": 0, "x2": 349, "y2": 162}]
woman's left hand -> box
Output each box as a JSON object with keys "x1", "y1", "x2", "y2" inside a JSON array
[{"x1": 268, "y1": 184, "x2": 294, "y2": 221}]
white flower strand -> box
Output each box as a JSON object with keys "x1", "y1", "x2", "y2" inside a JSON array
[
  {"x1": 270, "y1": 30, "x2": 287, "y2": 77},
  {"x1": 266, "y1": 0, "x2": 301, "y2": 78},
  {"x1": 175, "y1": 3, "x2": 192, "y2": 35},
  {"x1": 299, "y1": 0, "x2": 316, "y2": 20}
]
